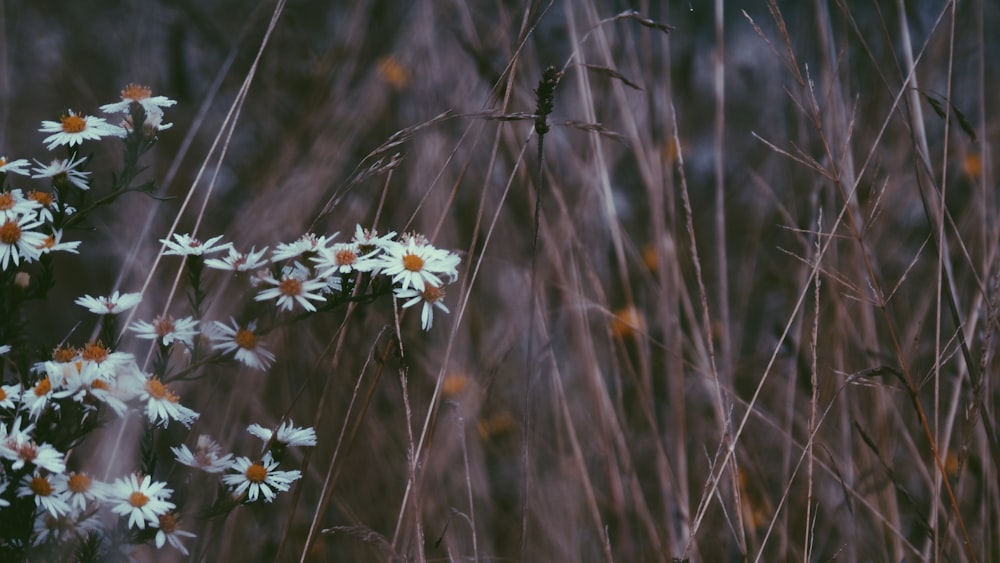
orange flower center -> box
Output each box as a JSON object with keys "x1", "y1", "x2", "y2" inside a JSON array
[
  {"x1": 245, "y1": 462, "x2": 268, "y2": 483},
  {"x1": 81, "y1": 341, "x2": 109, "y2": 363},
  {"x1": 158, "y1": 513, "x2": 178, "y2": 533},
  {"x1": 34, "y1": 377, "x2": 51, "y2": 397},
  {"x1": 279, "y1": 277, "x2": 303, "y2": 296},
  {"x1": 335, "y1": 249, "x2": 357, "y2": 265},
  {"x1": 29, "y1": 191, "x2": 54, "y2": 206},
  {"x1": 40, "y1": 235, "x2": 56, "y2": 249},
  {"x1": 30, "y1": 476, "x2": 53, "y2": 497},
  {"x1": 129, "y1": 491, "x2": 149, "y2": 508},
  {"x1": 61, "y1": 114, "x2": 87, "y2": 133},
  {"x1": 0, "y1": 388, "x2": 5, "y2": 401},
  {"x1": 17, "y1": 442, "x2": 38, "y2": 462},
  {"x1": 52, "y1": 346, "x2": 78, "y2": 363},
  {"x1": 122, "y1": 84, "x2": 152, "y2": 101},
  {"x1": 91, "y1": 379, "x2": 110, "y2": 391},
  {"x1": 146, "y1": 378, "x2": 179, "y2": 403},
  {"x1": 235, "y1": 328, "x2": 258, "y2": 350},
  {"x1": 421, "y1": 284, "x2": 444, "y2": 303},
  {"x1": 67, "y1": 473, "x2": 92, "y2": 493},
  {"x1": 402, "y1": 253, "x2": 424, "y2": 272},
  {"x1": 0, "y1": 220, "x2": 21, "y2": 244},
  {"x1": 154, "y1": 316, "x2": 176, "y2": 337},
  {"x1": 0, "y1": 192, "x2": 12, "y2": 210}
]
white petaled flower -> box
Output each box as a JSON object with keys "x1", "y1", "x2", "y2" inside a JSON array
[
  {"x1": 26, "y1": 191, "x2": 59, "y2": 224},
  {"x1": 254, "y1": 265, "x2": 328, "y2": 312},
  {"x1": 155, "y1": 513, "x2": 196, "y2": 556},
  {"x1": 222, "y1": 452, "x2": 302, "y2": 503},
  {"x1": 74, "y1": 291, "x2": 142, "y2": 315},
  {"x1": 395, "y1": 284, "x2": 450, "y2": 331},
  {"x1": 39, "y1": 110, "x2": 126, "y2": 150},
  {"x1": 0, "y1": 156, "x2": 30, "y2": 176},
  {"x1": 100, "y1": 84, "x2": 176, "y2": 119},
  {"x1": 171, "y1": 434, "x2": 233, "y2": 473},
  {"x1": 61, "y1": 361, "x2": 129, "y2": 418},
  {"x1": 0, "y1": 479, "x2": 9, "y2": 508},
  {"x1": 376, "y1": 237, "x2": 460, "y2": 292},
  {"x1": 0, "y1": 417, "x2": 66, "y2": 474},
  {"x1": 313, "y1": 241, "x2": 379, "y2": 278},
  {"x1": 109, "y1": 474, "x2": 175, "y2": 530},
  {"x1": 0, "y1": 344, "x2": 9, "y2": 355},
  {"x1": 204, "y1": 245, "x2": 270, "y2": 272},
  {"x1": 210, "y1": 318, "x2": 275, "y2": 371},
  {"x1": 32, "y1": 155, "x2": 91, "y2": 191},
  {"x1": 20, "y1": 376, "x2": 71, "y2": 421},
  {"x1": 36, "y1": 230, "x2": 81, "y2": 255},
  {"x1": 140, "y1": 377, "x2": 199, "y2": 428},
  {"x1": 248, "y1": 420, "x2": 317, "y2": 450},
  {"x1": 271, "y1": 233, "x2": 333, "y2": 262},
  {"x1": 0, "y1": 189, "x2": 42, "y2": 221},
  {"x1": 0, "y1": 382, "x2": 19, "y2": 409},
  {"x1": 352, "y1": 224, "x2": 397, "y2": 251},
  {"x1": 161, "y1": 232, "x2": 231, "y2": 257},
  {"x1": 18, "y1": 472, "x2": 70, "y2": 517},
  {"x1": 32, "y1": 510, "x2": 102, "y2": 546},
  {"x1": 52, "y1": 471, "x2": 105, "y2": 512},
  {"x1": 130, "y1": 315, "x2": 199, "y2": 347},
  {"x1": 0, "y1": 214, "x2": 47, "y2": 270}
]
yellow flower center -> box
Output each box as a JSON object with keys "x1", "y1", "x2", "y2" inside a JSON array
[
  {"x1": 245, "y1": 462, "x2": 268, "y2": 483},
  {"x1": 128, "y1": 491, "x2": 149, "y2": 508},
  {"x1": 0, "y1": 192, "x2": 12, "y2": 210},
  {"x1": 81, "y1": 341, "x2": 110, "y2": 363},
  {"x1": 122, "y1": 83, "x2": 152, "y2": 101},
  {"x1": 235, "y1": 328, "x2": 258, "y2": 350},
  {"x1": 279, "y1": 277, "x2": 303, "y2": 296},
  {"x1": 67, "y1": 473, "x2": 92, "y2": 493},
  {"x1": 402, "y1": 253, "x2": 424, "y2": 272},
  {"x1": 61, "y1": 114, "x2": 87, "y2": 133},
  {"x1": 335, "y1": 249, "x2": 357, "y2": 265},
  {"x1": 34, "y1": 377, "x2": 51, "y2": 397},
  {"x1": 30, "y1": 476, "x2": 53, "y2": 497},
  {"x1": 0, "y1": 220, "x2": 21, "y2": 244}
]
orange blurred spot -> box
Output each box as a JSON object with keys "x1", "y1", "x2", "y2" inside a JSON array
[
  {"x1": 962, "y1": 152, "x2": 982, "y2": 180},
  {"x1": 611, "y1": 306, "x2": 645, "y2": 339},
  {"x1": 378, "y1": 56, "x2": 409, "y2": 90},
  {"x1": 442, "y1": 373, "x2": 469, "y2": 398},
  {"x1": 642, "y1": 244, "x2": 658, "y2": 272}
]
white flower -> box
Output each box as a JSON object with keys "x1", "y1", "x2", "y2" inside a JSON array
[
  {"x1": 109, "y1": 474, "x2": 175, "y2": 530},
  {"x1": 0, "y1": 344, "x2": 9, "y2": 355},
  {"x1": 0, "y1": 417, "x2": 66, "y2": 473},
  {"x1": 255, "y1": 265, "x2": 329, "y2": 312},
  {"x1": 247, "y1": 420, "x2": 317, "y2": 450},
  {"x1": 0, "y1": 189, "x2": 41, "y2": 221},
  {"x1": 32, "y1": 155, "x2": 91, "y2": 191},
  {"x1": 0, "y1": 156, "x2": 30, "y2": 176},
  {"x1": 52, "y1": 471, "x2": 105, "y2": 511},
  {"x1": 20, "y1": 375, "x2": 69, "y2": 420},
  {"x1": 139, "y1": 377, "x2": 199, "y2": 428},
  {"x1": 171, "y1": 434, "x2": 233, "y2": 473},
  {"x1": 352, "y1": 224, "x2": 397, "y2": 250},
  {"x1": 32, "y1": 509, "x2": 102, "y2": 546},
  {"x1": 0, "y1": 382, "x2": 19, "y2": 409},
  {"x1": 39, "y1": 110, "x2": 126, "y2": 150},
  {"x1": 161, "y1": 232, "x2": 231, "y2": 256},
  {"x1": 130, "y1": 315, "x2": 199, "y2": 347},
  {"x1": 100, "y1": 84, "x2": 176, "y2": 120},
  {"x1": 0, "y1": 214, "x2": 47, "y2": 270},
  {"x1": 271, "y1": 233, "x2": 333, "y2": 262},
  {"x1": 222, "y1": 452, "x2": 302, "y2": 503},
  {"x1": 376, "y1": 237, "x2": 460, "y2": 292},
  {"x1": 155, "y1": 513, "x2": 196, "y2": 555},
  {"x1": 313, "y1": 241, "x2": 379, "y2": 278},
  {"x1": 210, "y1": 318, "x2": 275, "y2": 371},
  {"x1": 74, "y1": 291, "x2": 142, "y2": 315},
  {"x1": 395, "y1": 284, "x2": 450, "y2": 330},
  {"x1": 36, "y1": 230, "x2": 81, "y2": 255},
  {"x1": 204, "y1": 245, "x2": 270, "y2": 272},
  {"x1": 18, "y1": 472, "x2": 71, "y2": 517}
]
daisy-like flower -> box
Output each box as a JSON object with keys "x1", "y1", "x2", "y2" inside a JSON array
[
  {"x1": 156, "y1": 512, "x2": 196, "y2": 556},
  {"x1": 52, "y1": 471, "x2": 105, "y2": 511},
  {"x1": 210, "y1": 318, "x2": 275, "y2": 370},
  {"x1": 20, "y1": 376, "x2": 71, "y2": 421},
  {"x1": 100, "y1": 84, "x2": 176, "y2": 119},
  {"x1": 39, "y1": 110, "x2": 126, "y2": 151},
  {"x1": 171, "y1": 434, "x2": 233, "y2": 473},
  {"x1": 36, "y1": 230, "x2": 81, "y2": 255},
  {"x1": 255, "y1": 265, "x2": 328, "y2": 312},
  {"x1": 0, "y1": 417, "x2": 64, "y2": 473},
  {"x1": 139, "y1": 377, "x2": 199, "y2": 428},
  {"x1": 60, "y1": 361, "x2": 129, "y2": 418},
  {"x1": 376, "y1": 236, "x2": 460, "y2": 292},
  {"x1": 204, "y1": 245, "x2": 270, "y2": 272},
  {"x1": 108, "y1": 473, "x2": 175, "y2": 530},
  {"x1": 271, "y1": 233, "x2": 333, "y2": 262},
  {"x1": 74, "y1": 291, "x2": 142, "y2": 315},
  {"x1": 0, "y1": 155, "x2": 31, "y2": 176},
  {"x1": 18, "y1": 472, "x2": 71, "y2": 517},
  {"x1": 0, "y1": 213, "x2": 46, "y2": 270},
  {"x1": 32, "y1": 509, "x2": 102, "y2": 546},
  {"x1": 26, "y1": 191, "x2": 59, "y2": 224},
  {"x1": 32, "y1": 155, "x2": 91, "y2": 191},
  {"x1": 0, "y1": 188, "x2": 41, "y2": 222},
  {"x1": 395, "y1": 283, "x2": 450, "y2": 330},
  {"x1": 222, "y1": 452, "x2": 302, "y2": 503},
  {"x1": 130, "y1": 315, "x2": 199, "y2": 347},
  {"x1": 0, "y1": 383, "x2": 20, "y2": 409},
  {"x1": 161, "y1": 232, "x2": 231, "y2": 257},
  {"x1": 313, "y1": 240, "x2": 379, "y2": 278},
  {"x1": 247, "y1": 420, "x2": 317, "y2": 450},
  {"x1": 352, "y1": 224, "x2": 397, "y2": 251},
  {"x1": 0, "y1": 344, "x2": 9, "y2": 355}
]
